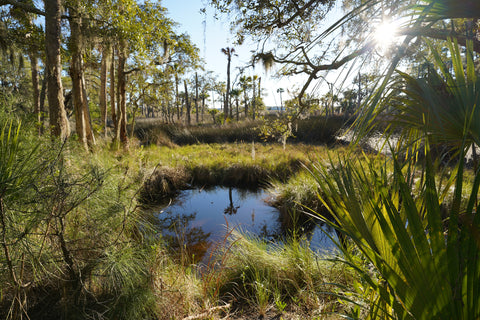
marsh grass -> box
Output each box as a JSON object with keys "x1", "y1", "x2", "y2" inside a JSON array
[
  {"x1": 138, "y1": 143, "x2": 328, "y2": 205},
  {"x1": 134, "y1": 120, "x2": 263, "y2": 146},
  {"x1": 151, "y1": 245, "x2": 204, "y2": 320},
  {"x1": 134, "y1": 115, "x2": 349, "y2": 147},
  {"x1": 291, "y1": 115, "x2": 354, "y2": 145},
  {"x1": 211, "y1": 230, "x2": 355, "y2": 317}
]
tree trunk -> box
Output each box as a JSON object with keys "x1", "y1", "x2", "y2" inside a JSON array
[
  {"x1": 68, "y1": 6, "x2": 95, "y2": 150},
  {"x1": 81, "y1": 70, "x2": 95, "y2": 146},
  {"x1": 45, "y1": 0, "x2": 70, "y2": 140},
  {"x1": 39, "y1": 76, "x2": 47, "y2": 134},
  {"x1": 116, "y1": 43, "x2": 128, "y2": 147},
  {"x1": 195, "y1": 72, "x2": 199, "y2": 123},
  {"x1": 29, "y1": 53, "x2": 41, "y2": 135},
  {"x1": 211, "y1": 89, "x2": 215, "y2": 109},
  {"x1": 184, "y1": 80, "x2": 191, "y2": 126},
  {"x1": 243, "y1": 87, "x2": 248, "y2": 119},
  {"x1": 110, "y1": 48, "x2": 116, "y2": 134},
  {"x1": 100, "y1": 45, "x2": 109, "y2": 137},
  {"x1": 252, "y1": 78, "x2": 256, "y2": 120},
  {"x1": 201, "y1": 94, "x2": 205, "y2": 122},
  {"x1": 224, "y1": 54, "x2": 231, "y2": 122},
  {"x1": 69, "y1": 9, "x2": 87, "y2": 149},
  {"x1": 175, "y1": 73, "x2": 180, "y2": 122},
  {"x1": 130, "y1": 100, "x2": 138, "y2": 139},
  {"x1": 236, "y1": 97, "x2": 239, "y2": 122}
]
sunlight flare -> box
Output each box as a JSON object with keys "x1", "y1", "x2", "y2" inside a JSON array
[{"x1": 374, "y1": 19, "x2": 400, "y2": 52}]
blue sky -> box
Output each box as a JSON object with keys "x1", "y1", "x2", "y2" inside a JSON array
[{"x1": 162, "y1": 0, "x2": 292, "y2": 106}]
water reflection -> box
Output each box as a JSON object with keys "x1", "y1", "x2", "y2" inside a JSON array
[
  {"x1": 155, "y1": 210, "x2": 211, "y2": 262},
  {"x1": 154, "y1": 187, "x2": 335, "y2": 264},
  {"x1": 223, "y1": 187, "x2": 240, "y2": 215}
]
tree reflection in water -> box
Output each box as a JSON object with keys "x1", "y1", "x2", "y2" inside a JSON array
[
  {"x1": 224, "y1": 187, "x2": 240, "y2": 215},
  {"x1": 156, "y1": 211, "x2": 211, "y2": 264}
]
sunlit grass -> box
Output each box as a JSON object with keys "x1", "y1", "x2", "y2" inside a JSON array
[
  {"x1": 136, "y1": 142, "x2": 338, "y2": 204},
  {"x1": 205, "y1": 230, "x2": 355, "y2": 317}
]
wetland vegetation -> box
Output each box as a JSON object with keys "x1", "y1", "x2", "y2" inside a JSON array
[{"x1": 1, "y1": 0, "x2": 480, "y2": 319}]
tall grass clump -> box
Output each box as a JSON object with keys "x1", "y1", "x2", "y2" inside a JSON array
[
  {"x1": 209, "y1": 230, "x2": 355, "y2": 317},
  {"x1": 134, "y1": 120, "x2": 263, "y2": 146},
  {"x1": 291, "y1": 115, "x2": 354, "y2": 145},
  {"x1": 310, "y1": 39, "x2": 480, "y2": 319},
  {"x1": 149, "y1": 244, "x2": 204, "y2": 320},
  {"x1": 135, "y1": 116, "x2": 352, "y2": 147}
]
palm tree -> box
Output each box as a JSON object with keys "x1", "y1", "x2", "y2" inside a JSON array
[
  {"x1": 230, "y1": 88, "x2": 241, "y2": 121},
  {"x1": 277, "y1": 88, "x2": 284, "y2": 112},
  {"x1": 239, "y1": 75, "x2": 251, "y2": 118},
  {"x1": 221, "y1": 47, "x2": 235, "y2": 122}
]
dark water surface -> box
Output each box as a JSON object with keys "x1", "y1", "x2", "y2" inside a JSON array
[{"x1": 155, "y1": 187, "x2": 336, "y2": 263}]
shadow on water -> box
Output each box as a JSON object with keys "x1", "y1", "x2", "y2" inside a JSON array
[{"x1": 153, "y1": 187, "x2": 337, "y2": 264}]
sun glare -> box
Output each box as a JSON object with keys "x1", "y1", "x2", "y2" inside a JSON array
[{"x1": 374, "y1": 19, "x2": 400, "y2": 52}]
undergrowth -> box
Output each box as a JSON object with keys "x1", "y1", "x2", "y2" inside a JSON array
[{"x1": 206, "y1": 230, "x2": 356, "y2": 317}]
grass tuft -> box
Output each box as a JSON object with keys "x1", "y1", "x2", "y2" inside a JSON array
[{"x1": 207, "y1": 230, "x2": 354, "y2": 317}]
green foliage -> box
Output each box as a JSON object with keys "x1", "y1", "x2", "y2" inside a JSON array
[
  {"x1": 312, "y1": 148, "x2": 480, "y2": 319},
  {"x1": 387, "y1": 38, "x2": 480, "y2": 157},
  {"x1": 310, "y1": 40, "x2": 480, "y2": 319},
  {"x1": 208, "y1": 0, "x2": 336, "y2": 47},
  {"x1": 0, "y1": 115, "x2": 161, "y2": 319},
  {"x1": 0, "y1": 52, "x2": 33, "y2": 115},
  {"x1": 211, "y1": 230, "x2": 354, "y2": 316}
]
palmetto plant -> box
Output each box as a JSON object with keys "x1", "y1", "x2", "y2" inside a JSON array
[
  {"x1": 386, "y1": 38, "x2": 480, "y2": 159},
  {"x1": 309, "y1": 39, "x2": 480, "y2": 319}
]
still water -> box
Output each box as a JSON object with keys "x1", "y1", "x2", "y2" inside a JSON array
[{"x1": 155, "y1": 187, "x2": 336, "y2": 263}]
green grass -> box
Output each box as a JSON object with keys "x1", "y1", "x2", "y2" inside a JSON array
[
  {"x1": 137, "y1": 142, "x2": 334, "y2": 205},
  {"x1": 204, "y1": 230, "x2": 356, "y2": 317}
]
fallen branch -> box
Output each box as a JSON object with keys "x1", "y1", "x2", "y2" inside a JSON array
[{"x1": 182, "y1": 304, "x2": 231, "y2": 320}]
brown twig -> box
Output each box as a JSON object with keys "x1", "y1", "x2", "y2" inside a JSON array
[{"x1": 181, "y1": 303, "x2": 231, "y2": 320}]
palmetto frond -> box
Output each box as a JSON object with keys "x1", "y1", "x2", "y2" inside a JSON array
[
  {"x1": 310, "y1": 35, "x2": 480, "y2": 320},
  {"x1": 384, "y1": 38, "x2": 480, "y2": 159}
]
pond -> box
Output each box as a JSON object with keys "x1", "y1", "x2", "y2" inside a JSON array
[{"x1": 154, "y1": 187, "x2": 338, "y2": 264}]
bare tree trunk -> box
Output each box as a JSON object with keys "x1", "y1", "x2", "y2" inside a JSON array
[
  {"x1": 223, "y1": 48, "x2": 234, "y2": 122},
  {"x1": 68, "y1": 5, "x2": 94, "y2": 149},
  {"x1": 81, "y1": 72, "x2": 95, "y2": 146},
  {"x1": 184, "y1": 80, "x2": 191, "y2": 126},
  {"x1": 244, "y1": 88, "x2": 248, "y2": 119},
  {"x1": 45, "y1": 0, "x2": 70, "y2": 140},
  {"x1": 195, "y1": 72, "x2": 199, "y2": 123},
  {"x1": 69, "y1": 16, "x2": 87, "y2": 149},
  {"x1": 39, "y1": 76, "x2": 47, "y2": 134},
  {"x1": 100, "y1": 45, "x2": 109, "y2": 137},
  {"x1": 252, "y1": 78, "x2": 256, "y2": 121},
  {"x1": 236, "y1": 96, "x2": 239, "y2": 122},
  {"x1": 116, "y1": 43, "x2": 128, "y2": 147},
  {"x1": 130, "y1": 101, "x2": 138, "y2": 139},
  {"x1": 110, "y1": 48, "x2": 116, "y2": 134},
  {"x1": 29, "y1": 53, "x2": 41, "y2": 135},
  {"x1": 201, "y1": 93, "x2": 205, "y2": 122},
  {"x1": 175, "y1": 73, "x2": 180, "y2": 122}
]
